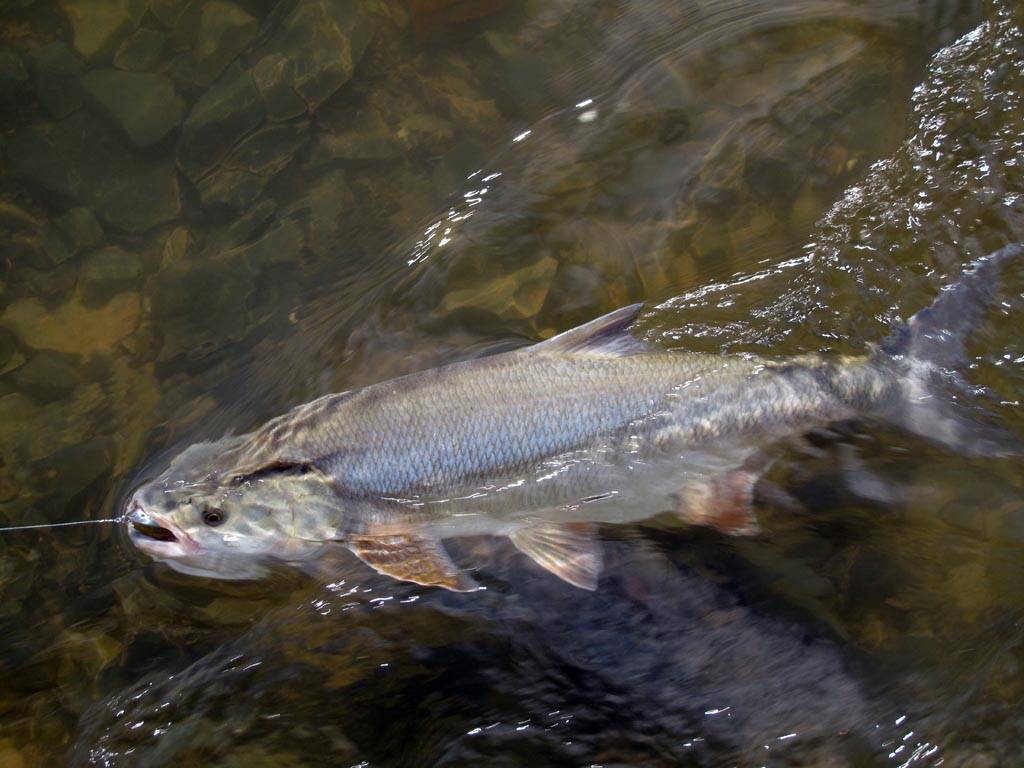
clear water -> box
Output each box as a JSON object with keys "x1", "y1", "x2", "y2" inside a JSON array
[{"x1": 1, "y1": 0, "x2": 1023, "y2": 765}]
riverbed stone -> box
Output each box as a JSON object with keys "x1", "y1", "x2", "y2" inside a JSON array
[
  {"x1": 440, "y1": 256, "x2": 558, "y2": 320},
  {"x1": 54, "y1": 207, "x2": 103, "y2": 256},
  {"x1": 198, "y1": 119, "x2": 307, "y2": 210},
  {"x1": 36, "y1": 224, "x2": 73, "y2": 268},
  {"x1": 147, "y1": 0, "x2": 190, "y2": 28},
  {"x1": 28, "y1": 42, "x2": 84, "y2": 118},
  {"x1": 7, "y1": 112, "x2": 180, "y2": 232},
  {"x1": 282, "y1": 168, "x2": 352, "y2": 260},
  {"x1": 177, "y1": 62, "x2": 264, "y2": 180},
  {"x1": 113, "y1": 28, "x2": 168, "y2": 72},
  {"x1": 160, "y1": 225, "x2": 190, "y2": 267},
  {"x1": 226, "y1": 120, "x2": 308, "y2": 176},
  {"x1": 252, "y1": 0, "x2": 375, "y2": 114},
  {"x1": 306, "y1": 108, "x2": 404, "y2": 166},
  {"x1": 33, "y1": 437, "x2": 116, "y2": 518},
  {"x1": 0, "y1": 329, "x2": 19, "y2": 374},
  {"x1": 83, "y1": 69, "x2": 184, "y2": 147},
  {"x1": 61, "y1": 0, "x2": 134, "y2": 61},
  {"x1": 19, "y1": 262, "x2": 80, "y2": 302},
  {"x1": 397, "y1": 113, "x2": 454, "y2": 152},
  {"x1": 196, "y1": 167, "x2": 264, "y2": 210},
  {"x1": 230, "y1": 218, "x2": 304, "y2": 271},
  {"x1": 0, "y1": 202, "x2": 38, "y2": 232},
  {"x1": 0, "y1": 48, "x2": 28, "y2": 103},
  {"x1": 78, "y1": 246, "x2": 143, "y2": 305},
  {"x1": 203, "y1": 197, "x2": 275, "y2": 254},
  {"x1": 0, "y1": 292, "x2": 140, "y2": 354},
  {"x1": 33, "y1": 206, "x2": 104, "y2": 268},
  {"x1": 251, "y1": 53, "x2": 306, "y2": 121},
  {"x1": 9, "y1": 351, "x2": 80, "y2": 402},
  {"x1": 190, "y1": 0, "x2": 257, "y2": 85},
  {"x1": 148, "y1": 259, "x2": 251, "y2": 361}
]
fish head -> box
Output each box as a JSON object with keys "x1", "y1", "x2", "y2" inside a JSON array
[{"x1": 125, "y1": 439, "x2": 330, "y2": 580}]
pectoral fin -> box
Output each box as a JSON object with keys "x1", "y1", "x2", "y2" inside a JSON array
[
  {"x1": 348, "y1": 534, "x2": 478, "y2": 592},
  {"x1": 676, "y1": 469, "x2": 760, "y2": 536},
  {"x1": 509, "y1": 522, "x2": 602, "y2": 590}
]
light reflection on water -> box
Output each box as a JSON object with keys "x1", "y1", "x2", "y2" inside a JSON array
[{"x1": 2, "y1": 0, "x2": 1024, "y2": 766}]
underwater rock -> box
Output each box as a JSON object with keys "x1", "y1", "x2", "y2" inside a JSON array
[
  {"x1": 60, "y1": 0, "x2": 134, "y2": 62},
  {"x1": 396, "y1": 113, "x2": 454, "y2": 152},
  {"x1": 441, "y1": 256, "x2": 557, "y2": 320},
  {"x1": 7, "y1": 112, "x2": 180, "y2": 232},
  {"x1": 0, "y1": 48, "x2": 28, "y2": 103},
  {"x1": 82, "y1": 70, "x2": 184, "y2": 148},
  {"x1": 203, "y1": 197, "x2": 275, "y2": 254},
  {"x1": 146, "y1": 0, "x2": 190, "y2": 28},
  {"x1": 148, "y1": 259, "x2": 252, "y2": 362},
  {"x1": 32, "y1": 437, "x2": 115, "y2": 518},
  {"x1": 177, "y1": 62, "x2": 264, "y2": 181},
  {"x1": 35, "y1": 221, "x2": 74, "y2": 268},
  {"x1": 226, "y1": 218, "x2": 304, "y2": 272},
  {"x1": 410, "y1": 0, "x2": 511, "y2": 42},
  {"x1": 0, "y1": 202, "x2": 39, "y2": 232},
  {"x1": 251, "y1": 53, "x2": 306, "y2": 122},
  {"x1": 223, "y1": 120, "x2": 308, "y2": 176},
  {"x1": 423, "y1": 56, "x2": 502, "y2": 133},
  {"x1": 198, "y1": 121, "x2": 307, "y2": 210},
  {"x1": 151, "y1": 219, "x2": 303, "y2": 362},
  {"x1": 282, "y1": 168, "x2": 353, "y2": 260},
  {"x1": 251, "y1": 0, "x2": 375, "y2": 114},
  {"x1": 0, "y1": 328, "x2": 21, "y2": 374},
  {"x1": 52, "y1": 207, "x2": 104, "y2": 258},
  {"x1": 195, "y1": 168, "x2": 262, "y2": 211},
  {"x1": 306, "y1": 108, "x2": 404, "y2": 167},
  {"x1": 183, "y1": 0, "x2": 258, "y2": 87},
  {"x1": 113, "y1": 28, "x2": 168, "y2": 72},
  {"x1": 0, "y1": 292, "x2": 140, "y2": 355},
  {"x1": 120, "y1": 320, "x2": 164, "y2": 362},
  {"x1": 28, "y1": 42, "x2": 84, "y2": 119},
  {"x1": 9, "y1": 350, "x2": 80, "y2": 402},
  {"x1": 0, "y1": 739, "x2": 27, "y2": 768},
  {"x1": 77, "y1": 246, "x2": 143, "y2": 306},
  {"x1": 31, "y1": 206, "x2": 103, "y2": 269},
  {"x1": 160, "y1": 225, "x2": 191, "y2": 267},
  {"x1": 18, "y1": 263, "x2": 79, "y2": 303},
  {"x1": 57, "y1": 630, "x2": 122, "y2": 684}
]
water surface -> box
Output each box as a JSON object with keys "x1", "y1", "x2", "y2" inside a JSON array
[{"x1": 1, "y1": 0, "x2": 1023, "y2": 765}]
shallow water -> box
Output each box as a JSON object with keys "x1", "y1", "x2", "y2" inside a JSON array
[{"x1": 1, "y1": 0, "x2": 1023, "y2": 765}]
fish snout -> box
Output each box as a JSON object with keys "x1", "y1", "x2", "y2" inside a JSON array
[
  {"x1": 125, "y1": 498, "x2": 180, "y2": 544},
  {"x1": 126, "y1": 500, "x2": 155, "y2": 527}
]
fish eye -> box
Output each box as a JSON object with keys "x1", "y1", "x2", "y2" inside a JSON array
[{"x1": 202, "y1": 508, "x2": 227, "y2": 526}]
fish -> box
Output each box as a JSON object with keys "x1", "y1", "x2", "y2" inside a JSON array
[{"x1": 126, "y1": 244, "x2": 1022, "y2": 591}]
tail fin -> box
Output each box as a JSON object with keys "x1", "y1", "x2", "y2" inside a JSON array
[
  {"x1": 880, "y1": 243, "x2": 1023, "y2": 367},
  {"x1": 878, "y1": 243, "x2": 1023, "y2": 457}
]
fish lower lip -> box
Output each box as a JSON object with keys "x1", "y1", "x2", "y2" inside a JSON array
[{"x1": 131, "y1": 521, "x2": 178, "y2": 542}]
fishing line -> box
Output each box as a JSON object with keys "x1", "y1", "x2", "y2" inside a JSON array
[{"x1": 0, "y1": 517, "x2": 124, "y2": 533}]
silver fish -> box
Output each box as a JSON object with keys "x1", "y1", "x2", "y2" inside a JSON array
[{"x1": 126, "y1": 245, "x2": 1021, "y2": 590}]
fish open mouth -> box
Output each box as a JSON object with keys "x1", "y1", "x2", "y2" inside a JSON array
[
  {"x1": 126, "y1": 502, "x2": 180, "y2": 544},
  {"x1": 131, "y1": 520, "x2": 178, "y2": 542}
]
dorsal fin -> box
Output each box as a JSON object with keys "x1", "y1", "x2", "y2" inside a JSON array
[{"x1": 527, "y1": 303, "x2": 650, "y2": 358}]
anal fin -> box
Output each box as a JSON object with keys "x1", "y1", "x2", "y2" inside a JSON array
[
  {"x1": 508, "y1": 521, "x2": 602, "y2": 590},
  {"x1": 676, "y1": 469, "x2": 760, "y2": 536},
  {"x1": 348, "y1": 534, "x2": 478, "y2": 592}
]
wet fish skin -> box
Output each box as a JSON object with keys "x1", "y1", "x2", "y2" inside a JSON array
[{"x1": 125, "y1": 244, "x2": 1022, "y2": 589}]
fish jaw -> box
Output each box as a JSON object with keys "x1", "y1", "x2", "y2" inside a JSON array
[{"x1": 125, "y1": 500, "x2": 199, "y2": 561}]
